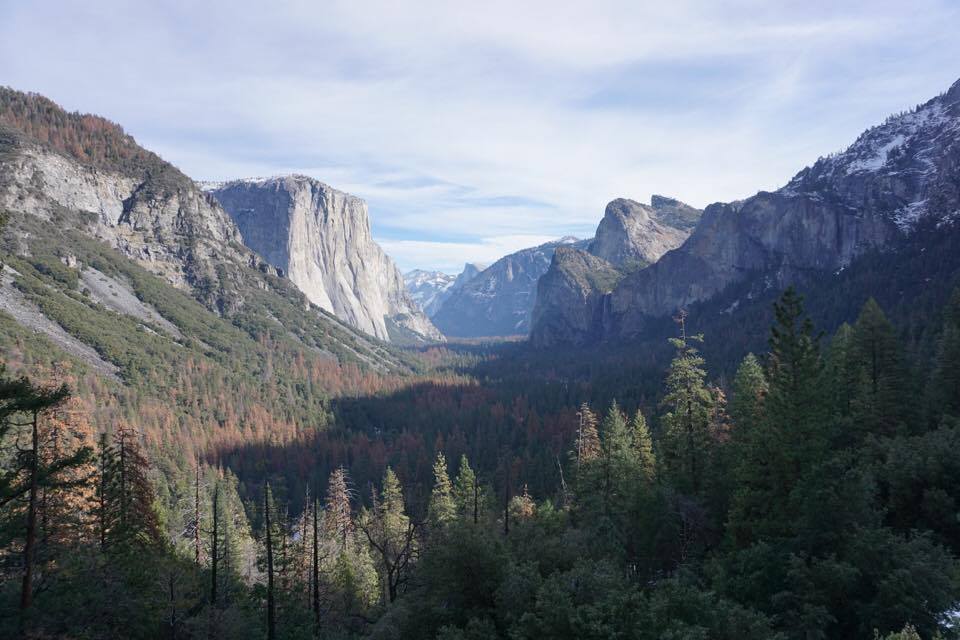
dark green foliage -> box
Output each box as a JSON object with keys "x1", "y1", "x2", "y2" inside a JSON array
[
  {"x1": 846, "y1": 299, "x2": 917, "y2": 439},
  {"x1": 929, "y1": 288, "x2": 960, "y2": 421},
  {"x1": 660, "y1": 324, "x2": 715, "y2": 496}
]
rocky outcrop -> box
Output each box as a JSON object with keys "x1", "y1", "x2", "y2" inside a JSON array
[
  {"x1": 404, "y1": 262, "x2": 485, "y2": 317},
  {"x1": 529, "y1": 195, "x2": 701, "y2": 345},
  {"x1": 208, "y1": 176, "x2": 443, "y2": 343},
  {"x1": 0, "y1": 142, "x2": 251, "y2": 313},
  {"x1": 530, "y1": 247, "x2": 622, "y2": 347},
  {"x1": 0, "y1": 88, "x2": 411, "y2": 371},
  {"x1": 531, "y1": 77, "x2": 960, "y2": 346},
  {"x1": 432, "y1": 237, "x2": 586, "y2": 337},
  {"x1": 451, "y1": 262, "x2": 484, "y2": 292},
  {"x1": 589, "y1": 196, "x2": 701, "y2": 270}
]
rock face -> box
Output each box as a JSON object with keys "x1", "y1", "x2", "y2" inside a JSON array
[
  {"x1": 530, "y1": 247, "x2": 623, "y2": 347},
  {"x1": 531, "y1": 77, "x2": 960, "y2": 346},
  {"x1": 0, "y1": 135, "x2": 252, "y2": 314},
  {"x1": 404, "y1": 262, "x2": 485, "y2": 317},
  {"x1": 432, "y1": 237, "x2": 586, "y2": 337},
  {"x1": 589, "y1": 196, "x2": 701, "y2": 270},
  {"x1": 208, "y1": 176, "x2": 443, "y2": 343},
  {"x1": 0, "y1": 87, "x2": 411, "y2": 371},
  {"x1": 530, "y1": 195, "x2": 701, "y2": 345}
]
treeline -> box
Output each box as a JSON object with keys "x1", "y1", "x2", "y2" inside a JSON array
[
  {"x1": 2, "y1": 287, "x2": 959, "y2": 638},
  {"x1": 0, "y1": 86, "x2": 188, "y2": 188}
]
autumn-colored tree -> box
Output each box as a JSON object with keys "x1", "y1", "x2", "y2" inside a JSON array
[
  {"x1": 98, "y1": 425, "x2": 162, "y2": 550},
  {"x1": 325, "y1": 467, "x2": 353, "y2": 548},
  {"x1": 0, "y1": 371, "x2": 92, "y2": 619}
]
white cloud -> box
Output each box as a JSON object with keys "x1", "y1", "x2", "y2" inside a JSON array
[{"x1": 2, "y1": 0, "x2": 959, "y2": 271}]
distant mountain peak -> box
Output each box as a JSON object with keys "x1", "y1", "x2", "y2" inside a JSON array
[
  {"x1": 532, "y1": 76, "x2": 960, "y2": 347},
  {"x1": 588, "y1": 197, "x2": 702, "y2": 269}
]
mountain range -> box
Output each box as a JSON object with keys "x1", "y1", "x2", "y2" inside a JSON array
[
  {"x1": 429, "y1": 237, "x2": 587, "y2": 338},
  {"x1": 411, "y1": 194, "x2": 703, "y2": 339},
  {"x1": 403, "y1": 263, "x2": 484, "y2": 317},
  {"x1": 530, "y1": 78, "x2": 960, "y2": 347},
  {"x1": 4, "y1": 78, "x2": 960, "y2": 362}
]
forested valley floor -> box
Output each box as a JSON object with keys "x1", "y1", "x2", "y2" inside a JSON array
[{"x1": 2, "y1": 284, "x2": 960, "y2": 640}]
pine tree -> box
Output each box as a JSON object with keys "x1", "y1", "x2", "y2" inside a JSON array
[
  {"x1": 359, "y1": 467, "x2": 417, "y2": 603},
  {"x1": 730, "y1": 353, "x2": 767, "y2": 433},
  {"x1": 263, "y1": 484, "x2": 276, "y2": 640},
  {"x1": 848, "y1": 298, "x2": 915, "y2": 438},
  {"x1": 311, "y1": 491, "x2": 322, "y2": 633},
  {"x1": 630, "y1": 411, "x2": 656, "y2": 482},
  {"x1": 428, "y1": 452, "x2": 455, "y2": 528},
  {"x1": 325, "y1": 467, "x2": 353, "y2": 548},
  {"x1": 764, "y1": 287, "x2": 828, "y2": 486},
  {"x1": 575, "y1": 402, "x2": 600, "y2": 469},
  {"x1": 99, "y1": 426, "x2": 161, "y2": 550},
  {"x1": 599, "y1": 401, "x2": 635, "y2": 511},
  {"x1": 728, "y1": 288, "x2": 827, "y2": 546},
  {"x1": 210, "y1": 484, "x2": 220, "y2": 606},
  {"x1": 0, "y1": 374, "x2": 91, "y2": 618},
  {"x1": 659, "y1": 313, "x2": 715, "y2": 495},
  {"x1": 929, "y1": 287, "x2": 960, "y2": 421},
  {"x1": 824, "y1": 323, "x2": 857, "y2": 424},
  {"x1": 452, "y1": 455, "x2": 483, "y2": 524}
]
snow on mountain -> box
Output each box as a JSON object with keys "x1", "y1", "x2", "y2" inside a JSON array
[
  {"x1": 784, "y1": 78, "x2": 960, "y2": 232},
  {"x1": 404, "y1": 269, "x2": 456, "y2": 316},
  {"x1": 404, "y1": 263, "x2": 486, "y2": 317}
]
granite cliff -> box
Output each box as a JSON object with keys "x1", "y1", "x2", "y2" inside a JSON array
[
  {"x1": 208, "y1": 176, "x2": 443, "y2": 343},
  {"x1": 531, "y1": 78, "x2": 960, "y2": 346}
]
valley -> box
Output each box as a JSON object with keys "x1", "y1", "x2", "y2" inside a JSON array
[{"x1": 1, "y1": 72, "x2": 959, "y2": 640}]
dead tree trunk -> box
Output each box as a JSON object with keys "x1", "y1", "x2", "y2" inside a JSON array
[
  {"x1": 265, "y1": 485, "x2": 276, "y2": 640},
  {"x1": 19, "y1": 410, "x2": 40, "y2": 614}
]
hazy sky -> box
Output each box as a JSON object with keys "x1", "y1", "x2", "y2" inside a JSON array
[{"x1": 2, "y1": 1, "x2": 959, "y2": 273}]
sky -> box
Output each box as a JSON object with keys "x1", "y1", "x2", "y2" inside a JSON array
[{"x1": 2, "y1": 1, "x2": 959, "y2": 273}]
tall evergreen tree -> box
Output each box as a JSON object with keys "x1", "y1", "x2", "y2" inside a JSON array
[
  {"x1": 823, "y1": 323, "x2": 857, "y2": 424},
  {"x1": 729, "y1": 353, "x2": 767, "y2": 433},
  {"x1": 630, "y1": 410, "x2": 656, "y2": 482},
  {"x1": 359, "y1": 467, "x2": 418, "y2": 603},
  {"x1": 598, "y1": 401, "x2": 635, "y2": 514},
  {"x1": 575, "y1": 402, "x2": 600, "y2": 469},
  {"x1": 100, "y1": 426, "x2": 161, "y2": 550},
  {"x1": 263, "y1": 484, "x2": 276, "y2": 640},
  {"x1": 727, "y1": 288, "x2": 828, "y2": 545},
  {"x1": 428, "y1": 452, "x2": 456, "y2": 528},
  {"x1": 659, "y1": 314, "x2": 715, "y2": 495},
  {"x1": 452, "y1": 455, "x2": 483, "y2": 524},
  {"x1": 0, "y1": 374, "x2": 90, "y2": 619},
  {"x1": 929, "y1": 287, "x2": 960, "y2": 421},
  {"x1": 848, "y1": 298, "x2": 915, "y2": 438},
  {"x1": 325, "y1": 467, "x2": 353, "y2": 548}
]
